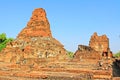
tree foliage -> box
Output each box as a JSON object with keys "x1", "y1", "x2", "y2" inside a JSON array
[
  {"x1": 0, "y1": 33, "x2": 6, "y2": 43},
  {"x1": 66, "y1": 50, "x2": 74, "y2": 58},
  {"x1": 0, "y1": 33, "x2": 14, "y2": 51},
  {"x1": 114, "y1": 51, "x2": 120, "y2": 58}
]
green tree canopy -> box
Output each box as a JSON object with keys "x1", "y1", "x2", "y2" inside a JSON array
[
  {"x1": 114, "y1": 51, "x2": 120, "y2": 58},
  {"x1": 0, "y1": 33, "x2": 6, "y2": 43},
  {"x1": 0, "y1": 33, "x2": 14, "y2": 51},
  {"x1": 66, "y1": 50, "x2": 74, "y2": 58}
]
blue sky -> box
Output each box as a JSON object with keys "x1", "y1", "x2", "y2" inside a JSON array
[{"x1": 0, "y1": 0, "x2": 120, "y2": 53}]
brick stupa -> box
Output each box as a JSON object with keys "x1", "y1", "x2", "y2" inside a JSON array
[
  {"x1": 0, "y1": 9, "x2": 115, "y2": 80},
  {"x1": 17, "y1": 8, "x2": 52, "y2": 38},
  {"x1": 0, "y1": 8, "x2": 67, "y2": 63}
]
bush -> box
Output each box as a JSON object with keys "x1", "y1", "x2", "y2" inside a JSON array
[
  {"x1": 0, "y1": 33, "x2": 14, "y2": 51},
  {"x1": 67, "y1": 50, "x2": 74, "y2": 58},
  {"x1": 0, "y1": 33, "x2": 6, "y2": 43},
  {"x1": 114, "y1": 51, "x2": 120, "y2": 58}
]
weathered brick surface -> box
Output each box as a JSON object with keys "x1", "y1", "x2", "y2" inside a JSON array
[
  {"x1": 74, "y1": 45, "x2": 101, "y2": 60},
  {"x1": 0, "y1": 8, "x2": 118, "y2": 80},
  {"x1": 89, "y1": 32, "x2": 109, "y2": 52},
  {"x1": 0, "y1": 8, "x2": 67, "y2": 64},
  {"x1": 17, "y1": 8, "x2": 52, "y2": 38}
]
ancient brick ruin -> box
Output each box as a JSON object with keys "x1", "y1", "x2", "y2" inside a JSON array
[
  {"x1": 74, "y1": 45, "x2": 100, "y2": 60},
  {"x1": 73, "y1": 32, "x2": 115, "y2": 79},
  {"x1": 0, "y1": 8, "x2": 119, "y2": 80},
  {"x1": 89, "y1": 32, "x2": 109, "y2": 52},
  {"x1": 89, "y1": 32, "x2": 113, "y2": 58},
  {"x1": 74, "y1": 32, "x2": 113, "y2": 61},
  {"x1": 17, "y1": 8, "x2": 52, "y2": 38},
  {"x1": 0, "y1": 8, "x2": 67, "y2": 64}
]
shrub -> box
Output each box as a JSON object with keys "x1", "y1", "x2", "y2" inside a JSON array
[
  {"x1": 0, "y1": 33, "x2": 14, "y2": 51},
  {"x1": 114, "y1": 51, "x2": 120, "y2": 58},
  {"x1": 0, "y1": 33, "x2": 6, "y2": 43},
  {"x1": 67, "y1": 50, "x2": 74, "y2": 58}
]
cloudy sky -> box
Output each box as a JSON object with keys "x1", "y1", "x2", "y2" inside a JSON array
[{"x1": 0, "y1": 0, "x2": 120, "y2": 53}]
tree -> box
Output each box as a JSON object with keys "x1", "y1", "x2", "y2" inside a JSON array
[
  {"x1": 66, "y1": 50, "x2": 74, "y2": 58},
  {"x1": 0, "y1": 33, "x2": 6, "y2": 43},
  {"x1": 0, "y1": 33, "x2": 14, "y2": 51},
  {"x1": 114, "y1": 51, "x2": 120, "y2": 58}
]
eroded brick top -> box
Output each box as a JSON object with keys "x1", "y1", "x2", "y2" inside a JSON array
[{"x1": 17, "y1": 8, "x2": 52, "y2": 38}]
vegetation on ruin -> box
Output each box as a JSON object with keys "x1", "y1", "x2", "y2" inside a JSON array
[
  {"x1": 114, "y1": 51, "x2": 120, "y2": 58},
  {"x1": 0, "y1": 33, "x2": 14, "y2": 51},
  {"x1": 66, "y1": 50, "x2": 74, "y2": 58}
]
